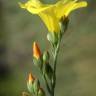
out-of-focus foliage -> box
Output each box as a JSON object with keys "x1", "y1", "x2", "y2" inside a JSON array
[{"x1": 0, "y1": 0, "x2": 96, "y2": 96}]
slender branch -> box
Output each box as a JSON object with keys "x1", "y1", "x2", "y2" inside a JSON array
[
  {"x1": 51, "y1": 26, "x2": 67, "y2": 96},
  {"x1": 43, "y1": 74, "x2": 51, "y2": 94},
  {"x1": 40, "y1": 69, "x2": 51, "y2": 95},
  {"x1": 51, "y1": 38, "x2": 61, "y2": 96}
]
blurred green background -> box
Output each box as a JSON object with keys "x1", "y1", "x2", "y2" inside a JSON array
[{"x1": 0, "y1": 0, "x2": 96, "y2": 96}]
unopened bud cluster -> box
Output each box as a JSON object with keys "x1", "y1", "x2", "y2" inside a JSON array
[
  {"x1": 27, "y1": 73, "x2": 45, "y2": 96},
  {"x1": 32, "y1": 41, "x2": 54, "y2": 82},
  {"x1": 25, "y1": 41, "x2": 55, "y2": 96}
]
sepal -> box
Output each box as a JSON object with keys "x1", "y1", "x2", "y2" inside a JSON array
[
  {"x1": 33, "y1": 57, "x2": 43, "y2": 69},
  {"x1": 33, "y1": 79, "x2": 40, "y2": 95},
  {"x1": 60, "y1": 16, "x2": 69, "y2": 34},
  {"x1": 47, "y1": 32, "x2": 58, "y2": 45}
]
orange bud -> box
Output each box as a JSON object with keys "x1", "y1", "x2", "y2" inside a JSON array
[
  {"x1": 33, "y1": 42, "x2": 41, "y2": 59},
  {"x1": 28, "y1": 73, "x2": 35, "y2": 84}
]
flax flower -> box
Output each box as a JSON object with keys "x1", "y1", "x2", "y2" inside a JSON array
[{"x1": 19, "y1": 0, "x2": 87, "y2": 33}]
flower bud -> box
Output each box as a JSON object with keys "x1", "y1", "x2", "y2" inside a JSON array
[
  {"x1": 60, "y1": 16, "x2": 69, "y2": 34},
  {"x1": 27, "y1": 73, "x2": 35, "y2": 93},
  {"x1": 33, "y1": 42, "x2": 43, "y2": 69},
  {"x1": 47, "y1": 32, "x2": 58, "y2": 45},
  {"x1": 43, "y1": 51, "x2": 50, "y2": 63},
  {"x1": 28, "y1": 73, "x2": 35, "y2": 83},
  {"x1": 33, "y1": 42, "x2": 41, "y2": 60},
  {"x1": 38, "y1": 87, "x2": 45, "y2": 96}
]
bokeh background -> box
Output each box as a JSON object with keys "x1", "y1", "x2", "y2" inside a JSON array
[{"x1": 0, "y1": 0, "x2": 96, "y2": 96}]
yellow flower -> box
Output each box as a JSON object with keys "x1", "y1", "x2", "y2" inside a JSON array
[
  {"x1": 19, "y1": 0, "x2": 60, "y2": 33},
  {"x1": 19, "y1": 0, "x2": 87, "y2": 33}
]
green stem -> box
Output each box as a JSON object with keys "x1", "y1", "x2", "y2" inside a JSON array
[
  {"x1": 48, "y1": 22, "x2": 68, "y2": 96},
  {"x1": 51, "y1": 37, "x2": 61, "y2": 96},
  {"x1": 51, "y1": 29, "x2": 67, "y2": 96},
  {"x1": 43, "y1": 74, "x2": 51, "y2": 94},
  {"x1": 40, "y1": 69, "x2": 51, "y2": 95}
]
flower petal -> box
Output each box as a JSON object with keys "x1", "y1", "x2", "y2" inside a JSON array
[
  {"x1": 55, "y1": 1, "x2": 87, "y2": 19},
  {"x1": 39, "y1": 10, "x2": 60, "y2": 33},
  {"x1": 19, "y1": 0, "x2": 53, "y2": 14}
]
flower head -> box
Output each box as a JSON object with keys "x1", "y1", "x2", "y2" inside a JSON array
[
  {"x1": 19, "y1": 0, "x2": 87, "y2": 33},
  {"x1": 33, "y1": 42, "x2": 41, "y2": 60},
  {"x1": 19, "y1": 0, "x2": 60, "y2": 33}
]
